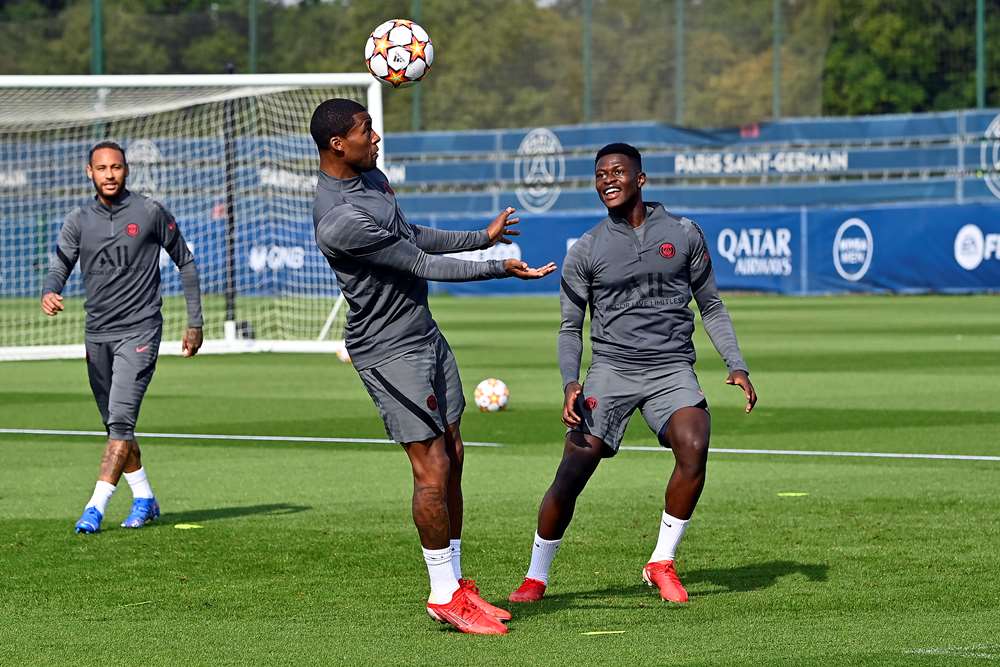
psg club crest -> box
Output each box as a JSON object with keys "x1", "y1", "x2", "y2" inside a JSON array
[
  {"x1": 659, "y1": 243, "x2": 675, "y2": 259},
  {"x1": 584, "y1": 396, "x2": 598, "y2": 411},
  {"x1": 426, "y1": 394, "x2": 438, "y2": 411},
  {"x1": 126, "y1": 223, "x2": 139, "y2": 237}
]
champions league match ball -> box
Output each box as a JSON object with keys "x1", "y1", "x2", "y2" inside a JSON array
[
  {"x1": 474, "y1": 378, "x2": 509, "y2": 413},
  {"x1": 364, "y1": 19, "x2": 434, "y2": 88}
]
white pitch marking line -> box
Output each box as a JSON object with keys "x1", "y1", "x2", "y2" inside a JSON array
[
  {"x1": 619, "y1": 446, "x2": 1000, "y2": 462},
  {"x1": 0, "y1": 428, "x2": 503, "y2": 448}
]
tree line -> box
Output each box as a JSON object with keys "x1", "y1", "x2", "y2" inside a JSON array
[{"x1": 1, "y1": 0, "x2": 998, "y2": 132}]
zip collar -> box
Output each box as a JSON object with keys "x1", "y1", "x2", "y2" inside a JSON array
[
  {"x1": 607, "y1": 201, "x2": 669, "y2": 232},
  {"x1": 317, "y1": 169, "x2": 367, "y2": 193},
  {"x1": 90, "y1": 188, "x2": 132, "y2": 215}
]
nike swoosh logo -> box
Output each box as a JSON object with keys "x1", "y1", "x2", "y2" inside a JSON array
[{"x1": 135, "y1": 344, "x2": 150, "y2": 353}]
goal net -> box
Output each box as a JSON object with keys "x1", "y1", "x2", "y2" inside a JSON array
[{"x1": 0, "y1": 74, "x2": 382, "y2": 361}]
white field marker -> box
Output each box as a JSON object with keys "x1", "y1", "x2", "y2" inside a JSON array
[
  {"x1": 0, "y1": 428, "x2": 502, "y2": 448},
  {"x1": 619, "y1": 446, "x2": 1000, "y2": 463}
]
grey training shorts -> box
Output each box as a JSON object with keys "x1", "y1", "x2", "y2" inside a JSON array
[
  {"x1": 572, "y1": 361, "x2": 708, "y2": 454},
  {"x1": 85, "y1": 326, "x2": 162, "y2": 441},
  {"x1": 357, "y1": 335, "x2": 466, "y2": 444}
]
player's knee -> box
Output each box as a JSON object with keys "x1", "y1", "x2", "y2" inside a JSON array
[
  {"x1": 105, "y1": 437, "x2": 130, "y2": 454},
  {"x1": 551, "y1": 462, "x2": 593, "y2": 498},
  {"x1": 412, "y1": 452, "x2": 451, "y2": 487},
  {"x1": 673, "y1": 433, "x2": 709, "y2": 473}
]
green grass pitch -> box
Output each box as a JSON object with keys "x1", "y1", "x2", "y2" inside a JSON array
[{"x1": 1, "y1": 294, "x2": 998, "y2": 665}]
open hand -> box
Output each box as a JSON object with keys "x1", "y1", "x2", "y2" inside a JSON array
[
  {"x1": 504, "y1": 259, "x2": 556, "y2": 280},
  {"x1": 486, "y1": 207, "x2": 521, "y2": 246},
  {"x1": 40, "y1": 292, "x2": 64, "y2": 316},
  {"x1": 725, "y1": 370, "x2": 757, "y2": 414}
]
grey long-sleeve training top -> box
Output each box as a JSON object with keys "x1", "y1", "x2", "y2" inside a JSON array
[
  {"x1": 313, "y1": 168, "x2": 508, "y2": 370},
  {"x1": 42, "y1": 189, "x2": 203, "y2": 342},
  {"x1": 559, "y1": 202, "x2": 748, "y2": 388}
]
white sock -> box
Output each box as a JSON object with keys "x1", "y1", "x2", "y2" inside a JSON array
[
  {"x1": 525, "y1": 532, "x2": 561, "y2": 585},
  {"x1": 423, "y1": 546, "x2": 460, "y2": 605},
  {"x1": 649, "y1": 511, "x2": 689, "y2": 563},
  {"x1": 85, "y1": 481, "x2": 116, "y2": 516},
  {"x1": 122, "y1": 467, "x2": 154, "y2": 499},
  {"x1": 449, "y1": 539, "x2": 462, "y2": 580}
]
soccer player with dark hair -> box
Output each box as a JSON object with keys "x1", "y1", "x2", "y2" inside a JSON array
[
  {"x1": 508, "y1": 142, "x2": 757, "y2": 605},
  {"x1": 41, "y1": 141, "x2": 203, "y2": 533},
  {"x1": 310, "y1": 98, "x2": 556, "y2": 635}
]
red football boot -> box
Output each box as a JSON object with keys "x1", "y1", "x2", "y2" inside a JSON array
[
  {"x1": 642, "y1": 560, "x2": 689, "y2": 603},
  {"x1": 508, "y1": 577, "x2": 546, "y2": 603},
  {"x1": 459, "y1": 579, "x2": 512, "y2": 621},
  {"x1": 426, "y1": 586, "x2": 508, "y2": 635}
]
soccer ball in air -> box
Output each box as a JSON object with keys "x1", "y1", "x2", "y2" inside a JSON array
[
  {"x1": 474, "y1": 378, "x2": 509, "y2": 413},
  {"x1": 364, "y1": 19, "x2": 434, "y2": 88}
]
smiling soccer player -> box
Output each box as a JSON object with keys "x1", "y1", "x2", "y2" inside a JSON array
[{"x1": 509, "y1": 143, "x2": 757, "y2": 605}]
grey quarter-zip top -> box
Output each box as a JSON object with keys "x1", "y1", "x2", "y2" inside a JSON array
[
  {"x1": 313, "y1": 168, "x2": 508, "y2": 370},
  {"x1": 43, "y1": 189, "x2": 203, "y2": 341},
  {"x1": 558, "y1": 202, "x2": 748, "y2": 387}
]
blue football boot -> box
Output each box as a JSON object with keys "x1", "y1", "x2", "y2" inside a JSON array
[
  {"x1": 121, "y1": 497, "x2": 160, "y2": 529},
  {"x1": 74, "y1": 506, "x2": 103, "y2": 533}
]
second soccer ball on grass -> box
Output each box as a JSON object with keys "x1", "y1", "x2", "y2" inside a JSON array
[{"x1": 474, "y1": 378, "x2": 509, "y2": 412}]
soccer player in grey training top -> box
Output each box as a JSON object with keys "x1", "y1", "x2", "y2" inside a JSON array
[
  {"x1": 310, "y1": 99, "x2": 555, "y2": 636},
  {"x1": 41, "y1": 141, "x2": 204, "y2": 534},
  {"x1": 509, "y1": 143, "x2": 757, "y2": 605}
]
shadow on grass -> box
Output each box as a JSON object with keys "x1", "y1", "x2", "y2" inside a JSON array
[
  {"x1": 683, "y1": 559, "x2": 828, "y2": 594},
  {"x1": 155, "y1": 503, "x2": 310, "y2": 525},
  {"x1": 507, "y1": 560, "x2": 828, "y2": 618}
]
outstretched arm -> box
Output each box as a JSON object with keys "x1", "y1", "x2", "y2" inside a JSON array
[
  {"x1": 687, "y1": 223, "x2": 756, "y2": 413},
  {"x1": 409, "y1": 225, "x2": 490, "y2": 254},
  {"x1": 319, "y1": 206, "x2": 553, "y2": 282},
  {"x1": 409, "y1": 207, "x2": 521, "y2": 254},
  {"x1": 40, "y1": 212, "x2": 82, "y2": 316}
]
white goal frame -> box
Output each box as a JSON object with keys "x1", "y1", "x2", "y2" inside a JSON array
[{"x1": 0, "y1": 73, "x2": 379, "y2": 361}]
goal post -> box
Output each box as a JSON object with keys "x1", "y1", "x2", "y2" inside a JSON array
[{"x1": 0, "y1": 74, "x2": 378, "y2": 361}]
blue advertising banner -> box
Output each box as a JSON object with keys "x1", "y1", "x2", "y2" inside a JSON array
[
  {"x1": 5, "y1": 199, "x2": 998, "y2": 299},
  {"x1": 416, "y1": 202, "x2": 1000, "y2": 296},
  {"x1": 424, "y1": 209, "x2": 803, "y2": 296},
  {"x1": 806, "y1": 203, "x2": 1000, "y2": 293}
]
